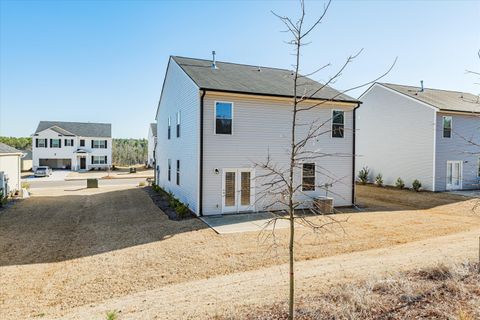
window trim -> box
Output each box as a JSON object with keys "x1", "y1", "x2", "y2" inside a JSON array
[
  {"x1": 331, "y1": 109, "x2": 345, "y2": 139},
  {"x1": 442, "y1": 116, "x2": 452, "y2": 139},
  {"x1": 50, "y1": 139, "x2": 61, "y2": 148},
  {"x1": 64, "y1": 139, "x2": 74, "y2": 147},
  {"x1": 214, "y1": 101, "x2": 234, "y2": 135},
  {"x1": 301, "y1": 162, "x2": 316, "y2": 192},
  {"x1": 37, "y1": 138, "x2": 47, "y2": 148}
]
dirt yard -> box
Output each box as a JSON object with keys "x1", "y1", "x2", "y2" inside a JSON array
[{"x1": 0, "y1": 185, "x2": 478, "y2": 319}]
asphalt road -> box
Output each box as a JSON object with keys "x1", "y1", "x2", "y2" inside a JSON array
[{"x1": 27, "y1": 178, "x2": 146, "y2": 189}]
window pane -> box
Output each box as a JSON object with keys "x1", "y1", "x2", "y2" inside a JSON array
[
  {"x1": 302, "y1": 163, "x2": 315, "y2": 191},
  {"x1": 216, "y1": 102, "x2": 232, "y2": 134},
  {"x1": 225, "y1": 172, "x2": 235, "y2": 206},
  {"x1": 241, "y1": 172, "x2": 251, "y2": 206},
  {"x1": 332, "y1": 111, "x2": 344, "y2": 138},
  {"x1": 333, "y1": 111, "x2": 344, "y2": 124},
  {"x1": 332, "y1": 124, "x2": 344, "y2": 138}
]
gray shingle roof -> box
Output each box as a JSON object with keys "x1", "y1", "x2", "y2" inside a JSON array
[
  {"x1": 150, "y1": 123, "x2": 157, "y2": 137},
  {"x1": 380, "y1": 83, "x2": 480, "y2": 114},
  {"x1": 0, "y1": 142, "x2": 22, "y2": 154},
  {"x1": 34, "y1": 121, "x2": 112, "y2": 138},
  {"x1": 172, "y1": 56, "x2": 358, "y2": 103}
]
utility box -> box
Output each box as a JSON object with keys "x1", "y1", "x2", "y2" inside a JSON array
[
  {"x1": 87, "y1": 178, "x2": 98, "y2": 188},
  {"x1": 313, "y1": 196, "x2": 334, "y2": 214}
]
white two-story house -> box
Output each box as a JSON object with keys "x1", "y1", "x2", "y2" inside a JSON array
[
  {"x1": 155, "y1": 56, "x2": 360, "y2": 216},
  {"x1": 147, "y1": 123, "x2": 157, "y2": 168},
  {"x1": 357, "y1": 82, "x2": 480, "y2": 191},
  {"x1": 32, "y1": 121, "x2": 112, "y2": 171}
]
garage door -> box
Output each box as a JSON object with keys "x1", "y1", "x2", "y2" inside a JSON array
[{"x1": 39, "y1": 159, "x2": 72, "y2": 169}]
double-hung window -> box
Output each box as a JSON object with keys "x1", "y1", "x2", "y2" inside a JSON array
[
  {"x1": 176, "y1": 111, "x2": 181, "y2": 138},
  {"x1": 443, "y1": 116, "x2": 452, "y2": 138},
  {"x1": 302, "y1": 163, "x2": 316, "y2": 191},
  {"x1": 332, "y1": 110, "x2": 345, "y2": 138},
  {"x1": 80, "y1": 139, "x2": 85, "y2": 147},
  {"x1": 92, "y1": 140, "x2": 107, "y2": 148},
  {"x1": 168, "y1": 117, "x2": 171, "y2": 140},
  {"x1": 176, "y1": 160, "x2": 180, "y2": 185},
  {"x1": 64, "y1": 139, "x2": 74, "y2": 146},
  {"x1": 36, "y1": 138, "x2": 47, "y2": 148},
  {"x1": 215, "y1": 102, "x2": 233, "y2": 135},
  {"x1": 50, "y1": 139, "x2": 61, "y2": 148},
  {"x1": 92, "y1": 156, "x2": 107, "y2": 164},
  {"x1": 168, "y1": 159, "x2": 171, "y2": 181}
]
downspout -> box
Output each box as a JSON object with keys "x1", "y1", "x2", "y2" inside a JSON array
[
  {"x1": 352, "y1": 103, "x2": 361, "y2": 205},
  {"x1": 199, "y1": 90, "x2": 206, "y2": 216}
]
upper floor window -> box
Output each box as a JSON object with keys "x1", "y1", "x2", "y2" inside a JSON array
[
  {"x1": 215, "y1": 102, "x2": 233, "y2": 135},
  {"x1": 176, "y1": 160, "x2": 180, "y2": 185},
  {"x1": 332, "y1": 110, "x2": 344, "y2": 138},
  {"x1": 36, "y1": 138, "x2": 47, "y2": 148},
  {"x1": 443, "y1": 116, "x2": 452, "y2": 138},
  {"x1": 168, "y1": 117, "x2": 171, "y2": 140},
  {"x1": 92, "y1": 140, "x2": 107, "y2": 149},
  {"x1": 80, "y1": 139, "x2": 85, "y2": 147},
  {"x1": 302, "y1": 163, "x2": 316, "y2": 191},
  {"x1": 50, "y1": 139, "x2": 61, "y2": 148},
  {"x1": 64, "y1": 139, "x2": 74, "y2": 147},
  {"x1": 176, "y1": 111, "x2": 181, "y2": 138}
]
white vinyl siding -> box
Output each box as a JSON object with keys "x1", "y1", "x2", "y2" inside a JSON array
[
  {"x1": 203, "y1": 93, "x2": 355, "y2": 215},
  {"x1": 356, "y1": 84, "x2": 436, "y2": 190},
  {"x1": 155, "y1": 58, "x2": 199, "y2": 213}
]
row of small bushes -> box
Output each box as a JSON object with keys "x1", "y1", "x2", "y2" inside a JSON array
[
  {"x1": 151, "y1": 183, "x2": 190, "y2": 218},
  {"x1": 358, "y1": 166, "x2": 422, "y2": 192}
]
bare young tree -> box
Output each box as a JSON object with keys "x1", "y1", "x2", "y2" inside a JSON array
[{"x1": 254, "y1": 1, "x2": 396, "y2": 318}]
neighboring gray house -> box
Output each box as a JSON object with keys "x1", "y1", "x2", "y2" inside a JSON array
[
  {"x1": 0, "y1": 143, "x2": 23, "y2": 196},
  {"x1": 155, "y1": 55, "x2": 360, "y2": 216},
  {"x1": 357, "y1": 82, "x2": 480, "y2": 191},
  {"x1": 147, "y1": 123, "x2": 157, "y2": 168}
]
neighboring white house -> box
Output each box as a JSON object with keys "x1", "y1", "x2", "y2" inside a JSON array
[
  {"x1": 147, "y1": 123, "x2": 157, "y2": 168},
  {"x1": 20, "y1": 150, "x2": 32, "y2": 171},
  {"x1": 32, "y1": 121, "x2": 112, "y2": 171},
  {"x1": 357, "y1": 82, "x2": 480, "y2": 191},
  {"x1": 0, "y1": 142, "x2": 23, "y2": 197},
  {"x1": 155, "y1": 56, "x2": 360, "y2": 216}
]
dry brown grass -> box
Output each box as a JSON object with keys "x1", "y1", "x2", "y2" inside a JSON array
[
  {"x1": 235, "y1": 262, "x2": 480, "y2": 320},
  {"x1": 0, "y1": 185, "x2": 478, "y2": 319}
]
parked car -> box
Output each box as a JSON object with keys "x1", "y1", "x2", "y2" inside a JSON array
[{"x1": 34, "y1": 166, "x2": 52, "y2": 177}]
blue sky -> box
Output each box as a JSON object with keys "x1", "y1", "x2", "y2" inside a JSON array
[{"x1": 1, "y1": 0, "x2": 479, "y2": 138}]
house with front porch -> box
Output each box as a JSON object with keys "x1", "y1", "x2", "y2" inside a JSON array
[
  {"x1": 155, "y1": 55, "x2": 360, "y2": 216},
  {"x1": 32, "y1": 121, "x2": 112, "y2": 171},
  {"x1": 357, "y1": 82, "x2": 480, "y2": 191}
]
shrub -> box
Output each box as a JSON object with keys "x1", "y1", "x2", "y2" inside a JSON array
[
  {"x1": 395, "y1": 177, "x2": 405, "y2": 189},
  {"x1": 412, "y1": 179, "x2": 422, "y2": 192},
  {"x1": 358, "y1": 166, "x2": 370, "y2": 185},
  {"x1": 105, "y1": 310, "x2": 118, "y2": 320},
  {"x1": 375, "y1": 173, "x2": 383, "y2": 187},
  {"x1": 175, "y1": 202, "x2": 190, "y2": 219}
]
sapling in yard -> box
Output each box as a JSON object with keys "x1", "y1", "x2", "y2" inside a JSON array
[
  {"x1": 375, "y1": 173, "x2": 383, "y2": 187},
  {"x1": 395, "y1": 177, "x2": 405, "y2": 189},
  {"x1": 412, "y1": 179, "x2": 422, "y2": 192},
  {"x1": 358, "y1": 166, "x2": 370, "y2": 185}
]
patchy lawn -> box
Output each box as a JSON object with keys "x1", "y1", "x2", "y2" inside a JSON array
[{"x1": 0, "y1": 185, "x2": 478, "y2": 319}]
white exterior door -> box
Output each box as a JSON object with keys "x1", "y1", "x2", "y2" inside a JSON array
[
  {"x1": 446, "y1": 161, "x2": 462, "y2": 190},
  {"x1": 222, "y1": 168, "x2": 255, "y2": 213}
]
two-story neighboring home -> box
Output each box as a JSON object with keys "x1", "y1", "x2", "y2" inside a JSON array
[
  {"x1": 32, "y1": 121, "x2": 112, "y2": 171},
  {"x1": 357, "y1": 82, "x2": 480, "y2": 191},
  {"x1": 147, "y1": 123, "x2": 157, "y2": 168},
  {"x1": 155, "y1": 56, "x2": 360, "y2": 216}
]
